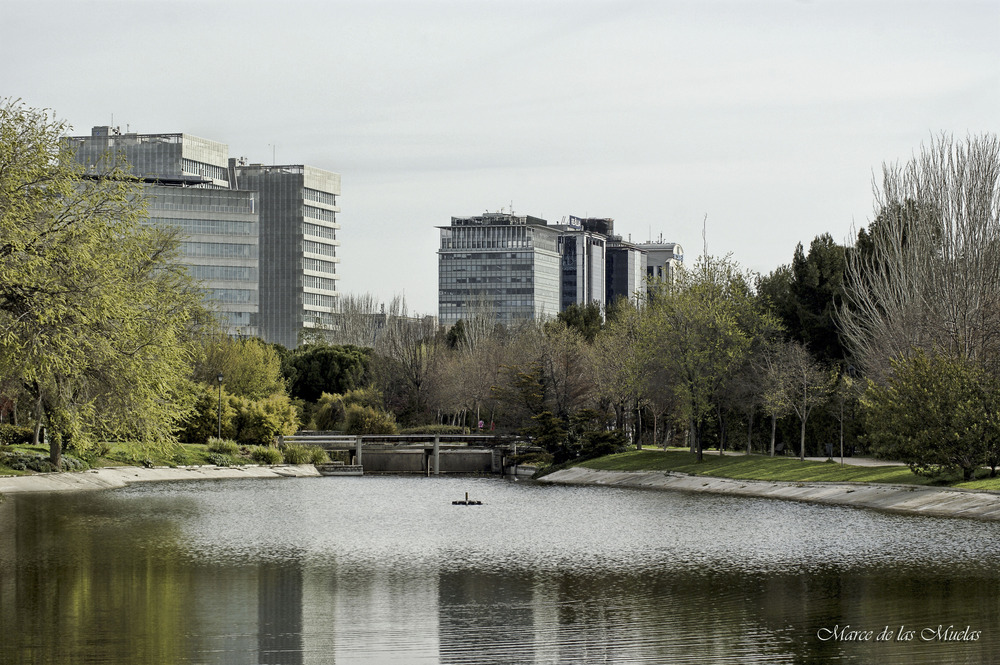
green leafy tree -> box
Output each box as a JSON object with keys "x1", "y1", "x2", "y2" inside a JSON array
[
  {"x1": 194, "y1": 336, "x2": 287, "y2": 400},
  {"x1": 282, "y1": 343, "x2": 370, "y2": 402},
  {"x1": 555, "y1": 302, "x2": 603, "y2": 343},
  {"x1": 861, "y1": 350, "x2": 999, "y2": 481},
  {"x1": 0, "y1": 100, "x2": 205, "y2": 465}
]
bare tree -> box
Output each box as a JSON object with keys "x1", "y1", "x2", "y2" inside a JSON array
[{"x1": 840, "y1": 134, "x2": 1000, "y2": 377}]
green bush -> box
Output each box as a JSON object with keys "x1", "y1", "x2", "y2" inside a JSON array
[
  {"x1": 311, "y1": 392, "x2": 346, "y2": 430},
  {"x1": 309, "y1": 447, "x2": 330, "y2": 465},
  {"x1": 232, "y1": 394, "x2": 299, "y2": 446},
  {"x1": 0, "y1": 424, "x2": 35, "y2": 447},
  {"x1": 342, "y1": 387, "x2": 383, "y2": 409},
  {"x1": 281, "y1": 443, "x2": 312, "y2": 464},
  {"x1": 399, "y1": 424, "x2": 468, "y2": 435},
  {"x1": 208, "y1": 453, "x2": 236, "y2": 467},
  {"x1": 248, "y1": 445, "x2": 284, "y2": 465},
  {"x1": 1, "y1": 451, "x2": 87, "y2": 472},
  {"x1": 207, "y1": 437, "x2": 240, "y2": 455},
  {"x1": 343, "y1": 404, "x2": 398, "y2": 435}
]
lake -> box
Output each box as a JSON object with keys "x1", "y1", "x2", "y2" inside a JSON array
[{"x1": 1, "y1": 475, "x2": 998, "y2": 663}]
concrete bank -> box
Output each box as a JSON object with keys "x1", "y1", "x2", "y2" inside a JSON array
[
  {"x1": 540, "y1": 467, "x2": 1000, "y2": 522},
  {"x1": 0, "y1": 464, "x2": 320, "y2": 494}
]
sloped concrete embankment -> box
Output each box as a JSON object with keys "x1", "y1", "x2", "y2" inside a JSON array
[
  {"x1": 0, "y1": 464, "x2": 320, "y2": 494},
  {"x1": 539, "y1": 467, "x2": 1000, "y2": 522}
]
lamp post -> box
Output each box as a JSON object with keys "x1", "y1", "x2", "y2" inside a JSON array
[{"x1": 217, "y1": 373, "x2": 224, "y2": 440}]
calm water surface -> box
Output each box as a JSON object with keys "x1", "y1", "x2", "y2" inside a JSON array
[{"x1": 1, "y1": 475, "x2": 999, "y2": 664}]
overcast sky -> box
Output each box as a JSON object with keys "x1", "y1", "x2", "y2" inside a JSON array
[{"x1": 3, "y1": 0, "x2": 997, "y2": 315}]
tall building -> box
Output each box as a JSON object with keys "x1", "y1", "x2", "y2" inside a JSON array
[
  {"x1": 605, "y1": 237, "x2": 647, "y2": 308},
  {"x1": 66, "y1": 128, "x2": 260, "y2": 337},
  {"x1": 65, "y1": 127, "x2": 341, "y2": 347},
  {"x1": 233, "y1": 164, "x2": 341, "y2": 348},
  {"x1": 438, "y1": 213, "x2": 561, "y2": 327},
  {"x1": 554, "y1": 216, "x2": 611, "y2": 312}
]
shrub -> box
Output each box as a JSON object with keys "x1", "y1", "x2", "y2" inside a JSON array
[
  {"x1": 1, "y1": 451, "x2": 87, "y2": 472},
  {"x1": 281, "y1": 443, "x2": 312, "y2": 465},
  {"x1": 232, "y1": 394, "x2": 299, "y2": 446},
  {"x1": 342, "y1": 387, "x2": 383, "y2": 410},
  {"x1": 311, "y1": 392, "x2": 346, "y2": 430},
  {"x1": 399, "y1": 424, "x2": 468, "y2": 435},
  {"x1": 207, "y1": 437, "x2": 240, "y2": 455},
  {"x1": 343, "y1": 404, "x2": 398, "y2": 435},
  {"x1": 309, "y1": 447, "x2": 330, "y2": 465},
  {"x1": 248, "y1": 445, "x2": 283, "y2": 465},
  {"x1": 0, "y1": 424, "x2": 35, "y2": 447},
  {"x1": 208, "y1": 453, "x2": 236, "y2": 467}
]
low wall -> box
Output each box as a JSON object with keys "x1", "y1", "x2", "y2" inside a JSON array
[{"x1": 540, "y1": 467, "x2": 1000, "y2": 522}]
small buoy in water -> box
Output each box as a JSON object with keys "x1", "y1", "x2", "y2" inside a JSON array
[{"x1": 452, "y1": 491, "x2": 482, "y2": 505}]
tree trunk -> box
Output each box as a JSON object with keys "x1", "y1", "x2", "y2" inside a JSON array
[
  {"x1": 746, "y1": 412, "x2": 754, "y2": 455},
  {"x1": 800, "y1": 414, "x2": 806, "y2": 461},
  {"x1": 770, "y1": 413, "x2": 777, "y2": 457}
]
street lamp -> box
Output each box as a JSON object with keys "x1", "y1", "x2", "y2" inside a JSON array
[{"x1": 216, "y1": 373, "x2": 224, "y2": 440}]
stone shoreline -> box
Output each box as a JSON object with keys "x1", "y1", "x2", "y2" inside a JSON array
[
  {"x1": 539, "y1": 467, "x2": 1000, "y2": 522},
  {"x1": 0, "y1": 464, "x2": 320, "y2": 494}
]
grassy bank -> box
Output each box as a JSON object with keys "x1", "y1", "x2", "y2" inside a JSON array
[
  {"x1": 0, "y1": 442, "x2": 216, "y2": 476},
  {"x1": 578, "y1": 449, "x2": 1000, "y2": 491}
]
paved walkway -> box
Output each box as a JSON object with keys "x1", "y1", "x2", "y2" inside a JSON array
[{"x1": 541, "y1": 467, "x2": 1000, "y2": 522}]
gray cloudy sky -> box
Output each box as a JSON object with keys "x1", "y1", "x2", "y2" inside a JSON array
[{"x1": 3, "y1": 0, "x2": 997, "y2": 315}]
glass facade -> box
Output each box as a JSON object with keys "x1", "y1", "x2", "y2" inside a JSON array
[
  {"x1": 438, "y1": 213, "x2": 561, "y2": 326},
  {"x1": 65, "y1": 128, "x2": 260, "y2": 337},
  {"x1": 235, "y1": 164, "x2": 341, "y2": 348}
]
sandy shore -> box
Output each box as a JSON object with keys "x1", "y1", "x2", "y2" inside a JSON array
[
  {"x1": 540, "y1": 467, "x2": 1000, "y2": 522},
  {"x1": 0, "y1": 464, "x2": 320, "y2": 494}
]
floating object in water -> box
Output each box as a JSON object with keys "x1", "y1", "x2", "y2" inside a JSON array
[{"x1": 453, "y1": 491, "x2": 482, "y2": 506}]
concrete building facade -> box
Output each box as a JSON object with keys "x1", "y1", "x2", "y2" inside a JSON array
[
  {"x1": 605, "y1": 237, "x2": 647, "y2": 308},
  {"x1": 554, "y1": 216, "x2": 611, "y2": 312}
]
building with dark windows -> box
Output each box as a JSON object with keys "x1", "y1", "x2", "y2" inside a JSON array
[
  {"x1": 65, "y1": 127, "x2": 340, "y2": 347},
  {"x1": 606, "y1": 236, "x2": 647, "y2": 308},
  {"x1": 233, "y1": 164, "x2": 340, "y2": 348},
  {"x1": 554, "y1": 216, "x2": 611, "y2": 312},
  {"x1": 641, "y1": 240, "x2": 684, "y2": 285},
  {"x1": 438, "y1": 212, "x2": 561, "y2": 327}
]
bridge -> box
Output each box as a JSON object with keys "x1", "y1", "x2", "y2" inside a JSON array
[{"x1": 278, "y1": 433, "x2": 540, "y2": 476}]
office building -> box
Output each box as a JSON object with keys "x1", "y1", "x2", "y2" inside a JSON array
[
  {"x1": 642, "y1": 240, "x2": 685, "y2": 284},
  {"x1": 606, "y1": 237, "x2": 647, "y2": 308},
  {"x1": 233, "y1": 164, "x2": 341, "y2": 348},
  {"x1": 438, "y1": 213, "x2": 561, "y2": 327},
  {"x1": 65, "y1": 127, "x2": 341, "y2": 347},
  {"x1": 66, "y1": 128, "x2": 260, "y2": 337},
  {"x1": 554, "y1": 216, "x2": 611, "y2": 312}
]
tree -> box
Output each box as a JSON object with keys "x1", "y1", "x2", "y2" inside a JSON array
[
  {"x1": 282, "y1": 343, "x2": 370, "y2": 402},
  {"x1": 840, "y1": 133, "x2": 1000, "y2": 378},
  {"x1": 193, "y1": 336, "x2": 287, "y2": 400},
  {"x1": 0, "y1": 100, "x2": 205, "y2": 465},
  {"x1": 556, "y1": 302, "x2": 603, "y2": 343},
  {"x1": 646, "y1": 255, "x2": 777, "y2": 461},
  {"x1": 861, "y1": 350, "x2": 999, "y2": 481},
  {"x1": 786, "y1": 341, "x2": 830, "y2": 460}
]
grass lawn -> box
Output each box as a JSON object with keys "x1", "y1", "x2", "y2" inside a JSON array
[{"x1": 578, "y1": 449, "x2": 1000, "y2": 490}]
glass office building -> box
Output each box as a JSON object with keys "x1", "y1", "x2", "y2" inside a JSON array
[
  {"x1": 65, "y1": 128, "x2": 260, "y2": 337},
  {"x1": 234, "y1": 164, "x2": 341, "y2": 348},
  {"x1": 438, "y1": 213, "x2": 561, "y2": 327}
]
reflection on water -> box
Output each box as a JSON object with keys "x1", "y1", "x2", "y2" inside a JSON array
[{"x1": 1, "y1": 476, "x2": 998, "y2": 663}]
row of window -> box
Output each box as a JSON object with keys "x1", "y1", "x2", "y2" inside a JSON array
[
  {"x1": 181, "y1": 242, "x2": 258, "y2": 259},
  {"x1": 303, "y1": 293, "x2": 338, "y2": 309},
  {"x1": 304, "y1": 205, "x2": 337, "y2": 223},
  {"x1": 441, "y1": 252, "x2": 533, "y2": 260},
  {"x1": 303, "y1": 222, "x2": 337, "y2": 240},
  {"x1": 303, "y1": 240, "x2": 337, "y2": 257},
  {"x1": 162, "y1": 218, "x2": 257, "y2": 237},
  {"x1": 302, "y1": 257, "x2": 337, "y2": 274},
  {"x1": 303, "y1": 275, "x2": 338, "y2": 291},
  {"x1": 188, "y1": 265, "x2": 259, "y2": 282},
  {"x1": 304, "y1": 188, "x2": 337, "y2": 207},
  {"x1": 440, "y1": 263, "x2": 534, "y2": 272},
  {"x1": 204, "y1": 288, "x2": 258, "y2": 304},
  {"x1": 182, "y1": 158, "x2": 228, "y2": 182}
]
